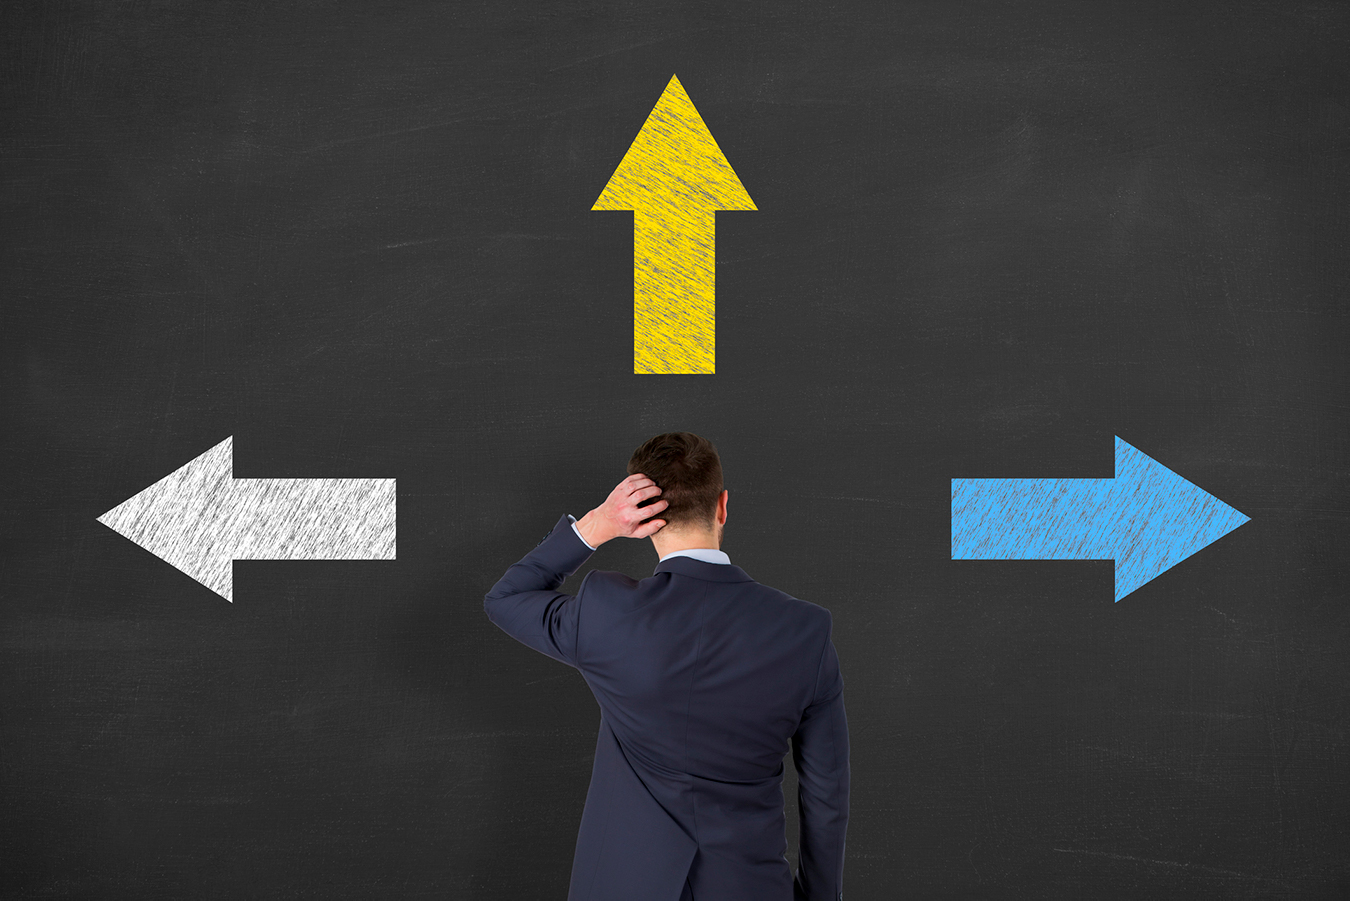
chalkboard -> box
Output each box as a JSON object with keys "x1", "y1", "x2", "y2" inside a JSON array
[{"x1": 3, "y1": 2, "x2": 1347, "y2": 898}]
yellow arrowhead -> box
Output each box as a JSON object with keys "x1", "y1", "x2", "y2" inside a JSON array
[
  {"x1": 593, "y1": 74, "x2": 756, "y2": 374},
  {"x1": 593, "y1": 74, "x2": 756, "y2": 213}
]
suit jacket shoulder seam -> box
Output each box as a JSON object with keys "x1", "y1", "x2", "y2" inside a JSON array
[{"x1": 809, "y1": 611, "x2": 833, "y2": 705}]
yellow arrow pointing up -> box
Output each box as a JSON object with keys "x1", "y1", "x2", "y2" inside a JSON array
[{"x1": 594, "y1": 74, "x2": 756, "y2": 374}]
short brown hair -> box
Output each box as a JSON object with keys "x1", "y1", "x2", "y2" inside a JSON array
[{"x1": 627, "y1": 432, "x2": 723, "y2": 531}]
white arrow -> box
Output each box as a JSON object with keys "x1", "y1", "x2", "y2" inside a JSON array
[{"x1": 97, "y1": 436, "x2": 395, "y2": 602}]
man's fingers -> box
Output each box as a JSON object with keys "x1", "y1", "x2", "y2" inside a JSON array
[
  {"x1": 620, "y1": 483, "x2": 658, "y2": 503},
  {"x1": 619, "y1": 500, "x2": 666, "y2": 532},
  {"x1": 636, "y1": 519, "x2": 666, "y2": 538},
  {"x1": 620, "y1": 475, "x2": 653, "y2": 493},
  {"x1": 630, "y1": 499, "x2": 667, "y2": 520}
]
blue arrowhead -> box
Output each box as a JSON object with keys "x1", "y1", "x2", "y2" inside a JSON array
[{"x1": 951, "y1": 436, "x2": 1250, "y2": 601}]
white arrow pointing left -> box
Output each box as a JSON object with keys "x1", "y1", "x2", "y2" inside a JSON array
[{"x1": 97, "y1": 436, "x2": 395, "y2": 602}]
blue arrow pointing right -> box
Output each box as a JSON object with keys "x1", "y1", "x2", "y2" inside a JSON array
[{"x1": 951, "y1": 436, "x2": 1250, "y2": 601}]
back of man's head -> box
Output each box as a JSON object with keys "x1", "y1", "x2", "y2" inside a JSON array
[{"x1": 627, "y1": 432, "x2": 723, "y2": 532}]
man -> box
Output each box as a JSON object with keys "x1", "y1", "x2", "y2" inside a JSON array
[{"x1": 484, "y1": 432, "x2": 849, "y2": 901}]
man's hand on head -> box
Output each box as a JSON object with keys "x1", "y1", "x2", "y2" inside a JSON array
[{"x1": 575, "y1": 474, "x2": 668, "y2": 548}]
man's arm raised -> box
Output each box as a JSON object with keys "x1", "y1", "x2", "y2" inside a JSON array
[{"x1": 483, "y1": 475, "x2": 667, "y2": 668}]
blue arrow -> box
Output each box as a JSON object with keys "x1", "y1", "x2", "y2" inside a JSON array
[{"x1": 951, "y1": 436, "x2": 1250, "y2": 601}]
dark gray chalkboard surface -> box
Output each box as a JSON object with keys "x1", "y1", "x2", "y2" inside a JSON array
[{"x1": 3, "y1": 2, "x2": 1347, "y2": 898}]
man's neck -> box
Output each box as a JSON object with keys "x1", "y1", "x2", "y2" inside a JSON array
[{"x1": 651, "y1": 530, "x2": 720, "y2": 557}]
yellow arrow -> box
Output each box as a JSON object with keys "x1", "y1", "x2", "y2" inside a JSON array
[{"x1": 593, "y1": 74, "x2": 756, "y2": 374}]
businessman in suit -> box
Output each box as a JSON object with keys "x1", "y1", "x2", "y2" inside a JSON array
[{"x1": 484, "y1": 432, "x2": 849, "y2": 901}]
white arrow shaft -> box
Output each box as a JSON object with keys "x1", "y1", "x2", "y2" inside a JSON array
[{"x1": 228, "y1": 478, "x2": 396, "y2": 560}]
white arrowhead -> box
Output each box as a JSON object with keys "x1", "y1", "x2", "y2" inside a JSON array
[{"x1": 97, "y1": 436, "x2": 396, "y2": 602}]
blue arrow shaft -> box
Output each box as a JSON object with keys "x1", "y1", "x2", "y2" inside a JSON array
[{"x1": 951, "y1": 477, "x2": 1125, "y2": 560}]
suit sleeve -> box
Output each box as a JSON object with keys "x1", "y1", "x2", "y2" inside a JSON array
[
  {"x1": 791, "y1": 612, "x2": 849, "y2": 901},
  {"x1": 483, "y1": 513, "x2": 596, "y2": 668}
]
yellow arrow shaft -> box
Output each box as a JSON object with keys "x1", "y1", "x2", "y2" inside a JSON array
[{"x1": 633, "y1": 210, "x2": 716, "y2": 374}]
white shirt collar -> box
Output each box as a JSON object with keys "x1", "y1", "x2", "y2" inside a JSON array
[{"x1": 658, "y1": 547, "x2": 731, "y2": 565}]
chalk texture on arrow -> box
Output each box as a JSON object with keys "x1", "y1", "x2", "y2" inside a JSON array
[
  {"x1": 97, "y1": 436, "x2": 396, "y2": 602},
  {"x1": 593, "y1": 74, "x2": 755, "y2": 375},
  {"x1": 951, "y1": 436, "x2": 1250, "y2": 601}
]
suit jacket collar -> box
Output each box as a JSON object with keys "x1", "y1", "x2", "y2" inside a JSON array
[{"x1": 653, "y1": 555, "x2": 755, "y2": 583}]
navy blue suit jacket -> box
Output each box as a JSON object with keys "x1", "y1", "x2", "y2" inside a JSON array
[{"x1": 485, "y1": 514, "x2": 849, "y2": 901}]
